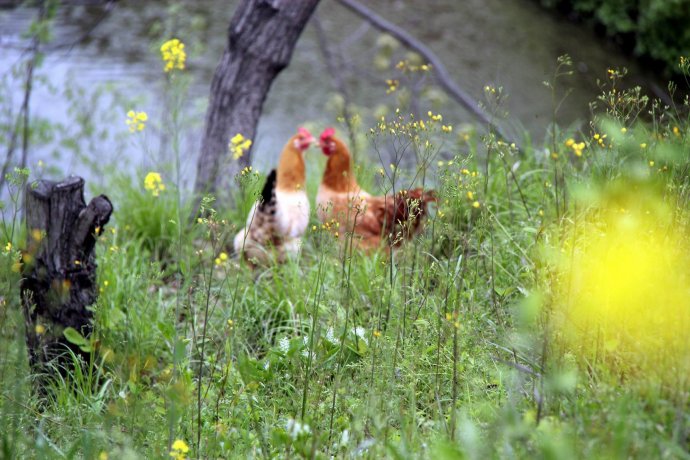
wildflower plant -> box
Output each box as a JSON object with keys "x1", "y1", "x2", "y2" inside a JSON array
[
  {"x1": 160, "y1": 38, "x2": 187, "y2": 73},
  {"x1": 229, "y1": 133, "x2": 252, "y2": 160},
  {"x1": 125, "y1": 110, "x2": 148, "y2": 133},
  {"x1": 143, "y1": 171, "x2": 166, "y2": 196}
]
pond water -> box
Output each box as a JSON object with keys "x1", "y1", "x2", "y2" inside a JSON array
[{"x1": 0, "y1": 0, "x2": 664, "y2": 193}]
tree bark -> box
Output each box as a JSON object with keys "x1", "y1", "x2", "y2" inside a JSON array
[
  {"x1": 20, "y1": 176, "x2": 112, "y2": 371},
  {"x1": 194, "y1": 0, "x2": 321, "y2": 205}
]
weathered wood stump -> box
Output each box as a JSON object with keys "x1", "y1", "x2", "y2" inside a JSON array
[{"x1": 20, "y1": 176, "x2": 112, "y2": 372}]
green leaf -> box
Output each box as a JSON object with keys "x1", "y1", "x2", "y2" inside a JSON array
[
  {"x1": 63, "y1": 327, "x2": 88, "y2": 347},
  {"x1": 63, "y1": 327, "x2": 92, "y2": 352}
]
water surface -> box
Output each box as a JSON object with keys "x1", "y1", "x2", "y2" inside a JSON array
[{"x1": 0, "y1": 0, "x2": 663, "y2": 191}]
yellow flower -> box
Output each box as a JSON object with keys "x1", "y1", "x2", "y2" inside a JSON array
[
  {"x1": 472, "y1": 201, "x2": 480, "y2": 209},
  {"x1": 640, "y1": 143, "x2": 647, "y2": 149},
  {"x1": 466, "y1": 191, "x2": 474, "y2": 200},
  {"x1": 373, "y1": 330, "x2": 382, "y2": 338},
  {"x1": 170, "y1": 438, "x2": 190, "y2": 460},
  {"x1": 441, "y1": 125, "x2": 453, "y2": 133},
  {"x1": 673, "y1": 126, "x2": 681, "y2": 137},
  {"x1": 386, "y1": 79, "x2": 399, "y2": 94},
  {"x1": 126, "y1": 110, "x2": 148, "y2": 133},
  {"x1": 565, "y1": 138, "x2": 575, "y2": 148},
  {"x1": 144, "y1": 172, "x2": 166, "y2": 197},
  {"x1": 219, "y1": 252, "x2": 228, "y2": 261},
  {"x1": 4, "y1": 242, "x2": 11, "y2": 252},
  {"x1": 35, "y1": 324, "x2": 46, "y2": 335},
  {"x1": 99, "y1": 452, "x2": 108, "y2": 460},
  {"x1": 229, "y1": 133, "x2": 253, "y2": 160},
  {"x1": 171, "y1": 439, "x2": 189, "y2": 453},
  {"x1": 427, "y1": 111, "x2": 443, "y2": 122},
  {"x1": 567, "y1": 141, "x2": 585, "y2": 157},
  {"x1": 161, "y1": 38, "x2": 187, "y2": 73}
]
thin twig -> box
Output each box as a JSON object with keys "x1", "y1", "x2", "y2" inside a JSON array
[{"x1": 312, "y1": 13, "x2": 359, "y2": 161}]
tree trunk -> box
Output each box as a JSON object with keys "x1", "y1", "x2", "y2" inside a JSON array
[
  {"x1": 20, "y1": 176, "x2": 112, "y2": 372},
  {"x1": 194, "y1": 0, "x2": 320, "y2": 205}
]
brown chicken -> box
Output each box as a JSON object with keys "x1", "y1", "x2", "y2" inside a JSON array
[
  {"x1": 233, "y1": 128, "x2": 314, "y2": 265},
  {"x1": 316, "y1": 127, "x2": 436, "y2": 250}
]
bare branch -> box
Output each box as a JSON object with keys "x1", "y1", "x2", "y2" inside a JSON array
[{"x1": 335, "y1": 0, "x2": 520, "y2": 149}]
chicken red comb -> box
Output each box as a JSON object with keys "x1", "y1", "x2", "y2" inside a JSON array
[
  {"x1": 320, "y1": 127, "x2": 336, "y2": 142},
  {"x1": 298, "y1": 127, "x2": 312, "y2": 138}
]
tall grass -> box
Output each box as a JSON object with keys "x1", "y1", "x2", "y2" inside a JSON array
[{"x1": 1, "y1": 48, "x2": 690, "y2": 459}]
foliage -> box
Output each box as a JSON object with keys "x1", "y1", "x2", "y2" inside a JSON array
[
  {"x1": 1, "y1": 15, "x2": 690, "y2": 458},
  {"x1": 539, "y1": 0, "x2": 690, "y2": 76}
]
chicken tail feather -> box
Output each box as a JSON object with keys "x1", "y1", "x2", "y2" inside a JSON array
[
  {"x1": 392, "y1": 188, "x2": 436, "y2": 221},
  {"x1": 259, "y1": 169, "x2": 277, "y2": 211},
  {"x1": 384, "y1": 188, "x2": 437, "y2": 243}
]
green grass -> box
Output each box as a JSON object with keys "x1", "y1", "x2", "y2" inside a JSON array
[{"x1": 1, "y1": 61, "x2": 690, "y2": 459}]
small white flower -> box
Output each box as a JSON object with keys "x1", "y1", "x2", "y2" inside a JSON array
[
  {"x1": 302, "y1": 336, "x2": 311, "y2": 357},
  {"x1": 353, "y1": 326, "x2": 367, "y2": 344},
  {"x1": 278, "y1": 337, "x2": 290, "y2": 354},
  {"x1": 286, "y1": 418, "x2": 311, "y2": 440},
  {"x1": 340, "y1": 429, "x2": 350, "y2": 446},
  {"x1": 326, "y1": 327, "x2": 337, "y2": 344}
]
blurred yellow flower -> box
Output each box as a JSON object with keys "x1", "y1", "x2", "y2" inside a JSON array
[
  {"x1": 170, "y1": 439, "x2": 189, "y2": 460},
  {"x1": 126, "y1": 110, "x2": 148, "y2": 133},
  {"x1": 161, "y1": 38, "x2": 186, "y2": 73},
  {"x1": 550, "y1": 188, "x2": 690, "y2": 389},
  {"x1": 35, "y1": 324, "x2": 46, "y2": 335},
  {"x1": 144, "y1": 172, "x2": 166, "y2": 197},
  {"x1": 229, "y1": 133, "x2": 252, "y2": 160},
  {"x1": 385, "y1": 79, "x2": 399, "y2": 94}
]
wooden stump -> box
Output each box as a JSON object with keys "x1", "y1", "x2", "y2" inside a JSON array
[{"x1": 20, "y1": 176, "x2": 112, "y2": 371}]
